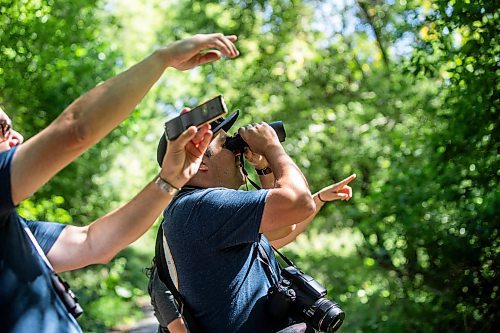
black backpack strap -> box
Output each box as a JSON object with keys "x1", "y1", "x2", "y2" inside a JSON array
[{"x1": 155, "y1": 222, "x2": 205, "y2": 333}]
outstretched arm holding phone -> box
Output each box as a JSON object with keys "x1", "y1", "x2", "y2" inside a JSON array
[
  {"x1": 1, "y1": 32, "x2": 239, "y2": 333},
  {"x1": 11, "y1": 33, "x2": 238, "y2": 205}
]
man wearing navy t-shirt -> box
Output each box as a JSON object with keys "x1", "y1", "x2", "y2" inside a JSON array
[
  {"x1": 0, "y1": 33, "x2": 239, "y2": 333},
  {"x1": 155, "y1": 116, "x2": 317, "y2": 333}
]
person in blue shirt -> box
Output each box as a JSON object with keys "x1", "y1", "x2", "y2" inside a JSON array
[
  {"x1": 148, "y1": 143, "x2": 355, "y2": 333},
  {"x1": 0, "y1": 33, "x2": 239, "y2": 333},
  {"x1": 148, "y1": 172, "x2": 355, "y2": 333},
  {"x1": 154, "y1": 113, "x2": 353, "y2": 332}
]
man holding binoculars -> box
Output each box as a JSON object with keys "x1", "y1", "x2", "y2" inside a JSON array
[{"x1": 154, "y1": 107, "x2": 354, "y2": 332}]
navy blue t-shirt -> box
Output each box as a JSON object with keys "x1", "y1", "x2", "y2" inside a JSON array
[
  {"x1": 163, "y1": 187, "x2": 283, "y2": 333},
  {"x1": 0, "y1": 148, "x2": 82, "y2": 333}
]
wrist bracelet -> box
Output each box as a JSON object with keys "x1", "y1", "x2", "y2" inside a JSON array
[
  {"x1": 317, "y1": 192, "x2": 327, "y2": 203},
  {"x1": 256, "y1": 166, "x2": 272, "y2": 176},
  {"x1": 155, "y1": 175, "x2": 180, "y2": 195}
]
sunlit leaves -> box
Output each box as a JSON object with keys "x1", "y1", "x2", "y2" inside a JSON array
[{"x1": 1, "y1": 0, "x2": 497, "y2": 331}]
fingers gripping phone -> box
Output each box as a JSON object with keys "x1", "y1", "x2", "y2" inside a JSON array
[{"x1": 165, "y1": 95, "x2": 228, "y2": 140}]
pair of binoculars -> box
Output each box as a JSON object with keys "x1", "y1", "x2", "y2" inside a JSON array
[{"x1": 223, "y1": 121, "x2": 286, "y2": 153}]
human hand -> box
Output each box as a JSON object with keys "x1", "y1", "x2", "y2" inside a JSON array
[
  {"x1": 243, "y1": 148, "x2": 269, "y2": 170},
  {"x1": 238, "y1": 122, "x2": 281, "y2": 156},
  {"x1": 161, "y1": 33, "x2": 239, "y2": 71},
  {"x1": 317, "y1": 174, "x2": 356, "y2": 202},
  {"x1": 160, "y1": 108, "x2": 213, "y2": 188}
]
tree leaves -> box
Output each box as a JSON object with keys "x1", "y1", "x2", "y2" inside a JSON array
[{"x1": 1, "y1": 0, "x2": 497, "y2": 331}]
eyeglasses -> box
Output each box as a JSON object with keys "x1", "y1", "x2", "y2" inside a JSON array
[{"x1": 0, "y1": 119, "x2": 11, "y2": 141}]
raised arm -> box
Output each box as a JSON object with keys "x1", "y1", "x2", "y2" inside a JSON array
[
  {"x1": 48, "y1": 123, "x2": 213, "y2": 272},
  {"x1": 10, "y1": 33, "x2": 238, "y2": 205},
  {"x1": 239, "y1": 123, "x2": 316, "y2": 233},
  {"x1": 270, "y1": 174, "x2": 356, "y2": 249},
  {"x1": 243, "y1": 148, "x2": 294, "y2": 240}
]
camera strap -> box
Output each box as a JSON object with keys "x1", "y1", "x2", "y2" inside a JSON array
[
  {"x1": 238, "y1": 153, "x2": 263, "y2": 190},
  {"x1": 23, "y1": 225, "x2": 84, "y2": 318},
  {"x1": 272, "y1": 246, "x2": 296, "y2": 267},
  {"x1": 257, "y1": 237, "x2": 300, "y2": 284},
  {"x1": 154, "y1": 222, "x2": 205, "y2": 333},
  {"x1": 257, "y1": 240, "x2": 280, "y2": 286}
]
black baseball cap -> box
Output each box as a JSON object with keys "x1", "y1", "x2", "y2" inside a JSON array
[{"x1": 156, "y1": 110, "x2": 239, "y2": 166}]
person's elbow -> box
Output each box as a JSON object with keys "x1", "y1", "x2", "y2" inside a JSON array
[
  {"x1": 263, "y1": 189, "x2": 316, "y2": 229},
  {"x1": 298, "y1": 191, "x2": 316, "y2": 218},
  {"x1": 55, "y1": 104, "x2": 95, "y2": 150},
  {"x1": 286, "y1": 189, "x2": 315, "y2": 221}
]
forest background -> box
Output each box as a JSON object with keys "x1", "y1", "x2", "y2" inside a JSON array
[{"x1": 1, "y1": 0, "x2": 498, "y2": 332}]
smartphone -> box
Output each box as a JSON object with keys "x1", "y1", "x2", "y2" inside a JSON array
[{"x1": 165, "y1": 95, "x2": 228, "y2": 140}]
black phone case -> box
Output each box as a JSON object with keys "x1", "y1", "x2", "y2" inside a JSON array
[{"x1": 165, "y1": 95, "x2": 227, "y2": 140}]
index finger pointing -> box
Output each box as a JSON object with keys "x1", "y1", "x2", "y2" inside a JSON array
[{"x1": 334, "y1": 174, "x2": 357, "y2": 188}]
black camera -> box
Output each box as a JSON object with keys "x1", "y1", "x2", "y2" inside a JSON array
[
  {"x1": 223, "y1": 121, "x2": 286, "y2": 153},
  {"x1": 267, "y1": 266, "x2": 345, "y2": 333},
  {"x1": 51, "y1": 273, "x2": 84, "y2": 318}
]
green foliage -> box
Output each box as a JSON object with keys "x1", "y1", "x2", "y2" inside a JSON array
[
  {"x1": 1, "y1": 0, "x2": 152, "y2": 330},
  {"x1": 61, "y1": 247, "x2": 153, "y2": 331},
  {"x1": 1, "y1": 0, "x2": 497, "y2": 331},
  {"x1": 400, "y1": 1, "x2": 499, "y2": 331},
  {"x1": 0, "y1": 0, "x2": 125, "y2": 225}
]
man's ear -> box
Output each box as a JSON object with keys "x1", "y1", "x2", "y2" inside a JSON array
[{"x1": 198, "y1": 161, "x2": 209, "y2": 172}]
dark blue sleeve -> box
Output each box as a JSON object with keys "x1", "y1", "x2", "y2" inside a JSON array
[
  {"x1": 0, "y1": 147, "x2": 18, "y2": 217},
  {"x1": 194, "y1": 188, "x2": 269, "y2": 249},
  {"x1": 26, "y1": 220, "x2": 67, "y2": 254}
]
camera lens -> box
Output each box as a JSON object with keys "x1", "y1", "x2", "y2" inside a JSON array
[{"x1": 312, "y1": 298, "x2": 345, "y2": 333}]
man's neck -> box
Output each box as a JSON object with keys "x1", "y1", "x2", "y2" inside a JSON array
[{"x1": 184, "y1": 179, "x2": 206, "y2": 189}]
